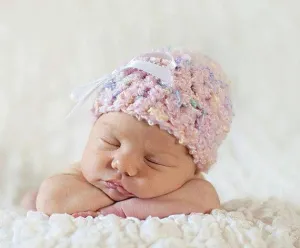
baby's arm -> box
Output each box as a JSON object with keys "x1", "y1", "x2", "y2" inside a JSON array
[
  {"x1": 36, "y1": 165, "x2": 114, "y2": 215},
  {"x1": 100, "y1": 179, "x2": 219, "y2": 219}
]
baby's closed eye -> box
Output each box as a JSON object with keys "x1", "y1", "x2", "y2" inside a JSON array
[
  {"x1": 144, "y1": 155, "x2": 175, "y2": 168},
  {"x1": 97, "y1": 137, "x2": 120, "y2": 149},
  {"x1": 144, "y1": 157, "x2": 160, "y2": 165}
]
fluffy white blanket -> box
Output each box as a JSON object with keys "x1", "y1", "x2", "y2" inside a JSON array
[{"x1": 1, "y1": 198, "x2": 299, "y2": 248}]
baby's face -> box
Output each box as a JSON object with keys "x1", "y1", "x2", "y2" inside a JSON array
[{"x1": 81, "y1": 112, "x2": 197, "y2": 201}]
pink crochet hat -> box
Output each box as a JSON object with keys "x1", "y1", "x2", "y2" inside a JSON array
[{"x1": 69, "y1": 48, "x2": 233, "y2": 172}]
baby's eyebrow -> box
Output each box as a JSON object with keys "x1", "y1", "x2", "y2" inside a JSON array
[
  {"x1": 97, "y1": 122, "x2": 117, "y2": 135},
  {"x1": 149, "y1": 150, "x2": 179, "y2": 160},
  {"x1": 101, "y1": 121, "x2": 131, "y2": 138},
  {"x1": 100, "y1": 122, "x2": 113, "y2": 129}
]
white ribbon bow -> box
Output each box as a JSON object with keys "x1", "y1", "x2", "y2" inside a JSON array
[{"x1": 66, "y1": 51, "x2": 176, "y2": 119}]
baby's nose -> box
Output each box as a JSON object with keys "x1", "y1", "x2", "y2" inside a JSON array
[{"x1": 111, "y1": 159, "x2": 138, "y2": 177}]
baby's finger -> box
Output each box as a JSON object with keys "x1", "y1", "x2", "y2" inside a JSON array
[
  {"x1": 72, "y1": 211, "x2": 99, "y2": 218},
  {"x1": 99, "y1": 204, "x2": 126, "y2": 217},
  {"x1": 73, "y1": 212, "x2": 93, "y2": 218}
]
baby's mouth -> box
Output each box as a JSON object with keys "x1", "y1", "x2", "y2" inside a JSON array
[{"x1": 105, "y1": 180, "x2": 134, "y2": 196}]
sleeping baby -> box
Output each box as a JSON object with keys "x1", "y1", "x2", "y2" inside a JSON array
[{"x1": 22, "y1": 48, "x2": 233, "y2": 219}]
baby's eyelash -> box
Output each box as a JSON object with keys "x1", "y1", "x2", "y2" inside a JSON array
[
  {"x1": 98, "y1": 138, "x2": 120, "y2": 147},
  {"x1": 145, "y1": 157, "x2": 160, "y2": 165}
]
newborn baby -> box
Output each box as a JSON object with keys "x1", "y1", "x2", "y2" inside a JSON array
[{"x1": 23, "y1": 48, "x2": 233, "y2": 219}]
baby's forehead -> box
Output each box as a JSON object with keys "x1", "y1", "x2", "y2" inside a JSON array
[{"x1": 94, "y1": 112, "x2": 181, "y2": 148}]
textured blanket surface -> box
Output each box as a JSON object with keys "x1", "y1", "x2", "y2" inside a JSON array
[
  {"x1": 1, "y1": 0, "x2": 300, "y2": 209},
  {"x1": 1, "y1": 198, "x2": 299, "y2": 248}
]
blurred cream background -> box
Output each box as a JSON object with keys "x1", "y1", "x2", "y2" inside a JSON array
[{"x1": 0, "y1": 0, "x2": 299, "y2": 208}]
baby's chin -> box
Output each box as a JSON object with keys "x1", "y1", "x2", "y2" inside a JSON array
[{"x1": 102, "y1": 187, "x2": 134, "y2": 201}]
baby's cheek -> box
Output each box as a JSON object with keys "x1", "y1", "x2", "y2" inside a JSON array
[
  {"x1": 81, "y1": 161, "x2": 98, "y2": 183},
  {"x1": 82, "y1": 151, "x2": 102, "y2": 174},
  {"x1": 135, "y1": 179, "x2": 174, "y2": 198},
  {"x1": 159, "y1": 172, "x2": 186, "y2": 191}
]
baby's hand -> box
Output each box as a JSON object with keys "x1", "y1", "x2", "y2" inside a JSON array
[
  {"x1": 36, "y1": 168, "x2": 114, "y2": 215},
  {"x1": 99, "y1": 203, "x2": 126, "y2": 218},
  {"x1": 100, "y1": 179, "x2": 220, "y2": 219},
  {"x1": 72, "y1": 211, "x2": 100, "y2": 218}
]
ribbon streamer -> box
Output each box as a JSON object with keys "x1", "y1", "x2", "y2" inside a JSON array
[{"x1": 66, "y1": 51, "x2": 176, "y2": 119}]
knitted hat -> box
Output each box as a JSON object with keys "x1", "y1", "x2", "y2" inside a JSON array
[{"x1": 69, "y1": 48, "x2": 233, "y2": 172}]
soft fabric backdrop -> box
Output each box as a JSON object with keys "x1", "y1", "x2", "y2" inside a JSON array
[{"x1": 0, "y1": 0, "x2": 299, "y2": 208}]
